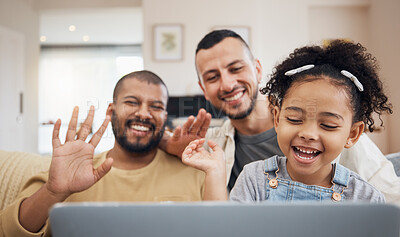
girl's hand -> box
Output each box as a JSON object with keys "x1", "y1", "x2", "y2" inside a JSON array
[{"x1": 182, "y1": 138, "x2": 225, "y2": 175}]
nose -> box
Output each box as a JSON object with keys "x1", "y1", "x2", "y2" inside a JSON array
[
  {"x1": 219, "y1": 71, "x2": 237, "y2": 92},
  {"x1": 135, "y1": 104, "x2": 152, "y2": 120},
  {"x1": 298, "y1": 122, "x2": 319, "y2": 141}
]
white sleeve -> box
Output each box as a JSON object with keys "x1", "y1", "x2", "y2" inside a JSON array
[{"x1": 338, "y1": 133, "x2": 400, "y2": 204}]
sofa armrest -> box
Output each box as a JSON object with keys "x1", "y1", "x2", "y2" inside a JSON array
[{"x1": 0, "y1": 150, "x2": 51, "y2": 210}]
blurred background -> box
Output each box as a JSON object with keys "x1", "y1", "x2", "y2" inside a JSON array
[{"x1": 0, "y1": 0, "x2": 398, "y2": 155}]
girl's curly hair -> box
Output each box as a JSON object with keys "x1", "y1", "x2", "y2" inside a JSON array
[{"x1": 260, "y1": 40, "x2": 392, "y2": 132}]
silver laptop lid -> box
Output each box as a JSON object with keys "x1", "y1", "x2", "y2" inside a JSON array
[{"x1": 50, "y1": 202, "x2": 400, "y2": 237}]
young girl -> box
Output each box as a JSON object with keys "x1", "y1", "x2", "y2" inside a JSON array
[{"x1": 183, "y1": 40, "x2": 392, "y2": 202}]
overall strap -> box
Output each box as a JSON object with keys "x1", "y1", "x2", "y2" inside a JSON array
[
  {"x1": 264, "y1": 156, "x2": 279, "y2": 173},
  {"x1": 332, "y1": 163, "x2": 350, "y2": 187}
]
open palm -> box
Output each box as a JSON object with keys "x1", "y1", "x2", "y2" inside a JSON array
[{"x1": 46, "y1": 106, "x2": 113, "y2": 198}]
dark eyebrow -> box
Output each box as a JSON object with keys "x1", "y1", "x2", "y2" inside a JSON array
[
  {"x1": 123, "y1": 96, "x2": 165, "y2": 106},
  {"x1": 151, "y1": 100, "x2": 166, "y2": 107},
  {"x1": 123, "y1": 96, "x2": 138, "y2": 100},
  {"x1": 201, "y1": 60, "x2": 245, "y2": 78},
  {"x1": 320, "y1": 112, "x2": 344, "y2": 121},
  {"x1": 226, "y1": 59, "x2": 245, "y2": 68},
  {"x1": 284, "y1": 106, "x2": 303, "y2": 113}
]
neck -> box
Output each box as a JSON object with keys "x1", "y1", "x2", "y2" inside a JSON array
[
  {"x1": 230, "y1": 97, "x2": 274, "y2": 135},
  {"x1": 108, "y1": 142, "x2": 158, "y2": 170},
  {"x1": 286, "y1": 161, "x2": 333, "y2": 188}
]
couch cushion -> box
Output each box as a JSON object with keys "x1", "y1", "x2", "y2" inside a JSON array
[
  {"x1": 387, "y1": 152, "x2": 400, "y2": 177},
  {"x1": 0, "y1": 150, "x2": 51, "y2": 210}
]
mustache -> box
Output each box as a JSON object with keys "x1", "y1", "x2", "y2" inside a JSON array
[
  {"x1": 125, "y1": 118, "x2": 156, "y2": 131},
  {"x1": 218, "y1": 85, "x2": 244, "y2": 97}
]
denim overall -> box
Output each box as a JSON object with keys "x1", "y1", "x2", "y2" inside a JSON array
[{"x1": 264, "y1": 157, "x2": 350, "y2": 202}]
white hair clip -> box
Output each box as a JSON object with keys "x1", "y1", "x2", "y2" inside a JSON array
[
  {"x1": 284, "y1": 64, "x2": 315, "y2": 76},
  {"x1": 340, "y1": 70, "x2": 364, "y2": 91}
]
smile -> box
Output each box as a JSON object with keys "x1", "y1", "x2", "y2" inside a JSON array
[
  {"x1": 224, "y1": 91, "x2": 243, "y2": 102},
  {"x1": 130, "y1": 124, "x2": 150, "y2": 132},
  {"x1": 293, "y1": 146, "x2": 321, "y2": 160}
]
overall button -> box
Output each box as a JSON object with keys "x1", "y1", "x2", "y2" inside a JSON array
[{"x1": 269, "y1": 179, "x2": 278, "y2": 189}]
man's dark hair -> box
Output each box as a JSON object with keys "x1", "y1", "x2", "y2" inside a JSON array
[
  {"x1": 195, "y1": 29, "x2": 250, "y2": 54},
  {"x1": 113, "y1": 70, "x2": 169, "y2": 103}
]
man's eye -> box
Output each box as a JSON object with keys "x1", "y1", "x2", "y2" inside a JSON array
[
  {"x1": 286, "y1": 117, "x2": 302, "y2": 123},
  {"x1": 206, "y1": 75, "x2": 219, "y2": 82},
  {"x1": 126, "y1": 101, "x2": 138, "y2": 105},
  {"x1": 231, "y1": 66, "x2": 243, "y2": 72},
  {"x1": 151, "y1": 106, "x2": 164, "y2": 111}
]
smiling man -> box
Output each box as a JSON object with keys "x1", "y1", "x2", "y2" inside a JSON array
[
  {"x1": 191, "y1": 30, "x2": 400, "y2": 204},
  {"x1": 1, "y1": 70, "x2": 205, "y2": 237}
]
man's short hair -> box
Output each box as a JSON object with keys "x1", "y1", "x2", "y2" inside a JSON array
[
  {"x1": 113, "y1": 70, "x2": 169, "y2": 103},
  {"x1": 195, "y1": 29, "x2": 251, "y2": 55}
]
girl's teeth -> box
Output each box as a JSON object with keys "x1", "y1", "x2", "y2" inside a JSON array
[
  {"x1": 294, "y1": 147, "x2": 319, "y2": 160},
  {"x1": 225, "y1": 92, "x2": 243, "y2": 102}
]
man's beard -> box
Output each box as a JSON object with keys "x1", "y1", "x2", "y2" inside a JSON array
[
  {"x1": 111, "y1": 113, "x2": 165, "y2": 153},
  {"x1": 219, "y1": 88, "x2": 258, "y2": 120}
]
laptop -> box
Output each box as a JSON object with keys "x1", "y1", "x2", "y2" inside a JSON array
[{"x1": 49, "y1": 202, "x2": 400, "y2": 237}]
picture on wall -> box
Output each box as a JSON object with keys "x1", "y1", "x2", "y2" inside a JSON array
[
  {"x1": 212, "y1": 26, "x2": 250, "y2": 46},
  {"x1": 153, "y1": 24, "x2": 183, "y2": 61}
]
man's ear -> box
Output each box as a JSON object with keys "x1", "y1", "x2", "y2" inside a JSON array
[
  {"x1": 273, "y1": 106, "x2": 280, "y2": 128},
  {"x1": 164, "y1": 111, "x2": 168, "y2": 122},
  {"x1": 106, "y1": 103, "x2": 114, "y2": 117},
  {"x1": 254, "y1": 59, "x2": 263, "y2": 84},
  {"x1": 198, "y1": 79, "x2": 209, "y2": 100},
  {"x1": 344, "y1": 121, "x2": 365, "y2": 148}
]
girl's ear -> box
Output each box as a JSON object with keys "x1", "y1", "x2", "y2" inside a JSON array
[
  {"x1": 344, "y1": 121, "x2": 365, "y2": 148},
  {"x1": 273, "y1": 106, "x2": 280, "y2": 128}
]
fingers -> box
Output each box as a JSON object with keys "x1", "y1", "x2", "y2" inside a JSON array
[
  {"x1": 198, "y1": 112, "x2": 212, "y2": 137},
  {"x1": 208, "y1": 140, "x2": 223, "y2": 154},
  {"x1": 182, "y1": 116, "x2": 195, "y2": 135},
  {"x1": 182, "y1": 139, "x2": 204, "y2": 158},
  {"x1": 190, "y1": 109, "x2": 206, "y2": 135},
  {"x1": 65, "y1": 106, "x2": 79, "y2": 142},
  {"x1": 52, "y1": 119, "x2": 62, "y2": 149},
  {"x1": 172, "y1": 126, "x2": 182, "y2": 139},
  {"x1": 76, "y1": 105, "x2": 95, "y2": 141},
  {"x1": 93, "y1": 157, "x2": 113, "y2": 182},
  {"x1": 89, "y1": 115, "x2": 111, "y2": 148}
]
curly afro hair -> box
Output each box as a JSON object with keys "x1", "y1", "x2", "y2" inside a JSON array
[{"x1": 260, "y1": 40, "x2": 392, "y2": 132}]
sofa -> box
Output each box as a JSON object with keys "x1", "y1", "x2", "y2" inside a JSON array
[{"x1": 0, "y1": 150, "x2": 51, "y2": 210}]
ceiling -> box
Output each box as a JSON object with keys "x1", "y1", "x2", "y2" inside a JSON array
[{"x1": 39, "y1": 7, "x2": 143, "y2": 45}]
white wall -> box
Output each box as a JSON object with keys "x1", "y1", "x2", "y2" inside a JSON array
[
  {"x1": 0, "y1": 0, "x2": 39, "y2": 152},
  {"x1": 142, "y1": 0, "x2": 264, "y2": 96},
  {"x1": 369, "y1": 0, "x2": 400, "y2": 154}
]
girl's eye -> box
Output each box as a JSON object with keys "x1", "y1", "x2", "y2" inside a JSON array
[
  {"x1": 286, "y1": 117, "x2": 302, "y2": 124},
  {"x1": 321, "y1": 124, "x2": 339, "y2": 130}
]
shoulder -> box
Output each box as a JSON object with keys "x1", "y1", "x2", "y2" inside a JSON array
[
  {"x1": 206, "y1": 119, "x2": 234, "y2": 139},
  {"x1": 345, "y1": 169, "x2": 385, "y2": 202}
]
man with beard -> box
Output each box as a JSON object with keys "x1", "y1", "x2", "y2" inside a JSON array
[
  {"x1": 1, "y1": 71, "x2": 207, "y2": 236},
  {"x1": 165, "y1": 30, "x2": 400, "y2": 204}
]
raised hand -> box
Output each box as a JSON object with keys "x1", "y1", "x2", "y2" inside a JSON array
[
  {"x1": 183, "y1": 139, "x2": 227, "y2": 200},
  {"x1": 182, "y1": 138, "x2": 225, "y2": 174},
  {"x1": 46, "y1": 106, "x2": 113, "y2": 199},
  {"x1": 163, "y1": 108, "x2": 212, "y2": 157}
]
